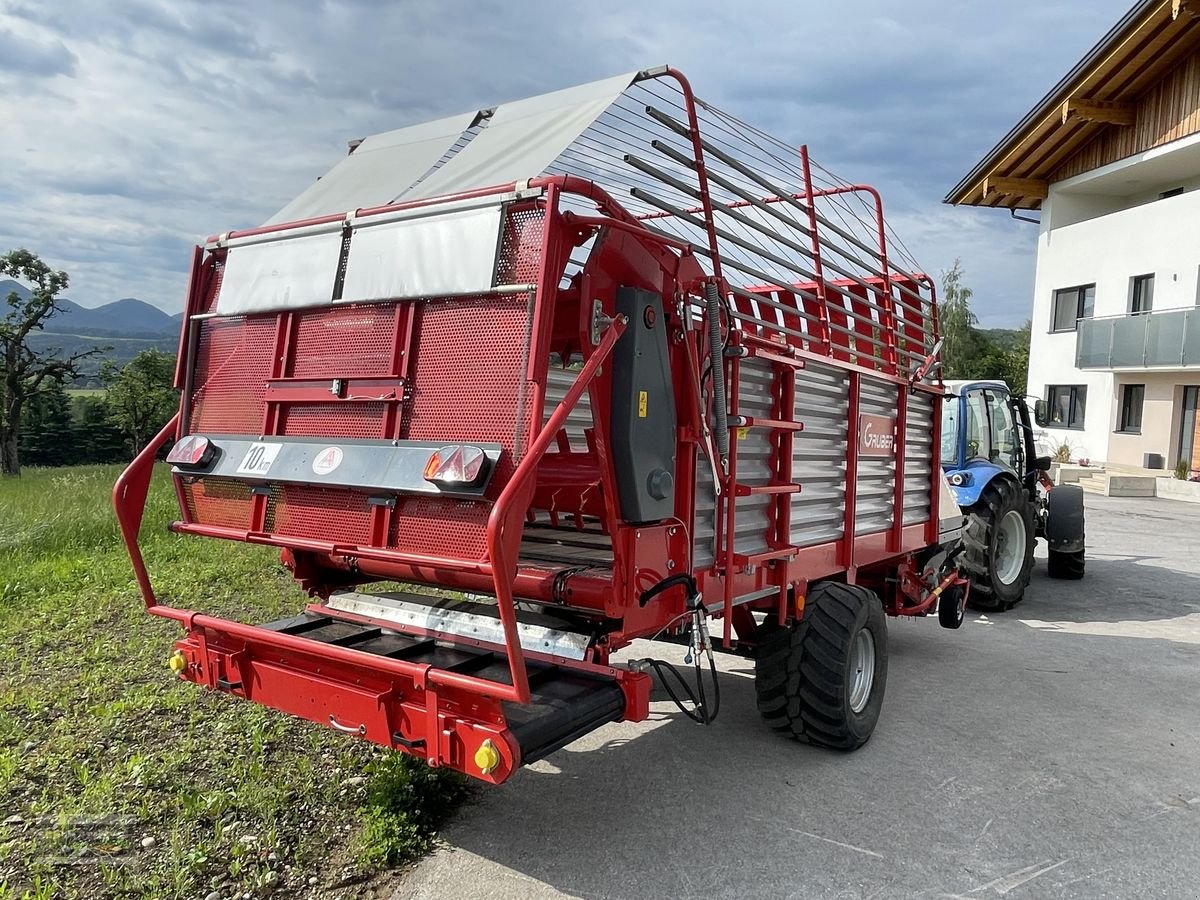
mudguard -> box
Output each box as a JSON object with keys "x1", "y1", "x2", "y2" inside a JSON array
[{"x1": 1045, "y1": 484, "x2": 1085, "y2": 553}]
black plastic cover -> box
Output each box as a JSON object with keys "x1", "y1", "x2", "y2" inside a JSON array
[{"x1": 610, "y1": 286, "x2": 677, "y2": 523}]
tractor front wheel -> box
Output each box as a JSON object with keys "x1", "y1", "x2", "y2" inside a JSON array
[
  {"x1": 754, "y1": 582, "x2": 888, "y2": 750},
  {"x1": 960, "y1": 478, "x2": 1035, "y2": 611}
]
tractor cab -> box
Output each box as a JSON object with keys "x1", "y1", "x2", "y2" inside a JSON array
[
  {"x1": 939, "y1": 379, "x2": 1085, "y2": 612},
  {"x1": 940, "y1": 380, "x2": 1038, "y2": 508}
]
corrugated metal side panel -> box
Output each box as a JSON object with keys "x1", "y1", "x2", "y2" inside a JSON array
[
  {"x1": 694, "y1": 359, "x2": 778, "y2": 572},
  {"x1": 855, "y1": 379, "x2": 899, "y2": 537},
  {"x1": 543, "y1": 367, "x2": 592, "y2": 450},
  {"x1": 903, "y1": 392, "x2": 936, "y2": 526},
  {"x1": 731, "y1": 360, "x2": 775, "y2": 559},
  {"x1": 791, "y1": 362, "x2": 849, "y2": 548},
  {"x1": 693, "y1": 462, "x2": 718, "y2": 569}
]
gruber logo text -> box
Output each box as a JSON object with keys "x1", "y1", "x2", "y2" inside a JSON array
[{"x1": 858, "y1": 414, "x2": 896, "y2": 457}]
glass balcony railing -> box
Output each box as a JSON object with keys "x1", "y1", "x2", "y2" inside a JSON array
[{"x1": 1076, "y1": 308, "x2": 1200, "y2": 369}]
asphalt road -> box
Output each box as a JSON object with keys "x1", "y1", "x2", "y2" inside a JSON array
[{"x1": 395, "y1": 493, "x2": 1200, "y2": 900}]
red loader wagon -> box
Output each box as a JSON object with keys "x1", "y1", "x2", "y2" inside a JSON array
[{"x1": 114, "y1": 67, "x2": 968, "y2": 784}]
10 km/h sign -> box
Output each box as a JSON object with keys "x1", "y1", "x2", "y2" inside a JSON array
[{"x1": 236, "y1": 442, "x2": 282, "y2": 475}]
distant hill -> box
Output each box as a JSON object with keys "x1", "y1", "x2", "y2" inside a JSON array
[
  {"x1": 1, "y1": 278, "x2": 177, "y2": 338},
  {"x1": 55, "y1": 298, "x2": 177, "y2": 338},
  {"x1": 2, "y1": 278, "x2": 179, "y2": 385}
]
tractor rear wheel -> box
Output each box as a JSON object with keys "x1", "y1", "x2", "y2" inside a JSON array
[
  {"x1": 754, "y1": 582, "x2": 887, "y2": 750},
  {"x1": 960, "y1": 478, "x2": 1035, "y2": 611},
  {"x1": 1047, "y1": 548, "x2": 1086, "y2": 579}
]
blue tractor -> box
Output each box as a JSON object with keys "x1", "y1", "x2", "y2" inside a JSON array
[{"x1": 941, "y1": 380, "x2": 1086, "y2": 613}]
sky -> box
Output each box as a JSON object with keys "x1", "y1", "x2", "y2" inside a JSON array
[{"x1": 0, "y1": 0, "x2": 1134, "y2": 327}]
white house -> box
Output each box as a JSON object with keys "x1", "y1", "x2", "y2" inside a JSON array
[{"x1": 947, "y1": 0, "x2": 1200, "y2": 474}]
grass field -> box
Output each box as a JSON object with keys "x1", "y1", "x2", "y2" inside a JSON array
[{"x1": 0, "y1": 466, "x2": 467, "y2": 900}]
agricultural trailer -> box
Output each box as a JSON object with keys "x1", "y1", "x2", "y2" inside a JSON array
[
  {"x1": 115, "y1": 67, "x2": 970, "y2": 784},
  {"x1": 941, "y1": 380, "x2": 1086, "y2": 614}
]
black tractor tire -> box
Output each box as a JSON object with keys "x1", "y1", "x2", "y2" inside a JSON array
[
  {"x1": 1046, "y1": 484, "x2": 1086, "y2": 580},
  {"x1": 1047, "y1": 548, "x2": 1086, "y2": 579},
  {"x1": 754, "y1": 582, "x2": 887, "y2": 751},
  {"x1": 960, "y1": 478, "x2": 1036, "y2": 612}
]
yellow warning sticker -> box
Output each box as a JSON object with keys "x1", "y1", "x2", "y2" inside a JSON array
[
  {"x1": 638, "y1": 390, "x2": 648, "y2": 418},
  {"x1": 737, "y1": 426, "x2": 751, "y2": 440}
]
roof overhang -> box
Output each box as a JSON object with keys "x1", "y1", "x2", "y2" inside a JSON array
[{"x1": 946, "y1": 0, "x2": 1200, "y2": 210}]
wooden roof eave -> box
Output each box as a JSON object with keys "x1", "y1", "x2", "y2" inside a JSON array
[{"x1": 948, "y1": 0, "x2": 1200, "y2": 207}]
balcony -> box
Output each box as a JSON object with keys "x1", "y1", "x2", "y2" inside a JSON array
[{"x1": 1076, "y1": 308, "x2": 1200, "y2": 370}]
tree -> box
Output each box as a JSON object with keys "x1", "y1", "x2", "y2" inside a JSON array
[
  {"x1": 0, "y1": 249, "x2": 103, "y2": 475},
  {"x1": 19, "y1": 380, "x2": 75, "y2": 467},
  {"x1": 1003, "y1": 321, "x2": 1031, "y2": 396},
  {"x1": 74, "y1": 394, "x2": 128, "y2": 464},
  {"x1": 938, "y1": 259, "x2": 984, "y2": 380},
  {"x1": 103, "y1": 349, "x2": 178, "y2": 455}
]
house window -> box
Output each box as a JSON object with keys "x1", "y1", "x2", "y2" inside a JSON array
[
  {"x1": 1118, "y1": 384, "x2": 1144, "y2": 433},
  {"x1": 1051, "y1": 284, "x2": 1095, "y2": 332},
  {"x1": 1130, "y1": 274, "x2": 1154, "y2": 315},
  {"x1": 1046, "y1": 385, "x2": 1087, "y2": 429}
]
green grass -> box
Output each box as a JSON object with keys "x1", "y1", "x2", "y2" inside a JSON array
[{"x1": 0, "y1": 465, "x2": 468, "y2": 899}]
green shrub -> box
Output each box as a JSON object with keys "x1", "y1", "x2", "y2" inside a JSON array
[
  {"x1": 1175, "y1": 458, "x2": 1191, "y2": 480},
  {"x1": 353, "y1": 753, "x2": 470, "y2": 868}
]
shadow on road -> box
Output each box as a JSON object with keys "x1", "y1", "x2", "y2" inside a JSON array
[{"x1": 1017, "y1": 555, "x2": 1200, "y2": 628}]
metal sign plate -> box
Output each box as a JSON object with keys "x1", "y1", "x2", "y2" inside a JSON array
[{"x1": 858, "y1": 414, "x2": 897, "y2": 457}]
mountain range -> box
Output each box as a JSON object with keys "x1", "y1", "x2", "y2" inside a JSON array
[{"x1": 0, "y1": 278, "x2": 180, "y2": 338}]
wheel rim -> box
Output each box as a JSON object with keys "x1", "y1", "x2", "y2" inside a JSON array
[
  {"x1": 993, "y1": 509, "x2": 1027, "y2": 586},
  {"x1": 848, "y1": 629, "x2": 876, "y2": 714}
]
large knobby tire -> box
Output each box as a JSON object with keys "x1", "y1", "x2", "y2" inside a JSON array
[
  {"x1": 754, "y1": 582, "x2": 888, "y2": 750},
  {"x1": 960, "y1": 478, "x2": 1035, "y2": 611},
  {"x1": 1047, "y1": 548, "x2": 1085, "y2": 579},
  {"x1": 1046, "y1": 484, "x2": 1086, "y2": 580}
]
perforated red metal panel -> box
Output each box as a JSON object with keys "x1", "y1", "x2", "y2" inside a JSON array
[
  {"x1": 199, "y1": 258, "x2": 224, "y2": 314},
  {"x1": 290, "y1": 305, "x2": 398, "y2": 378},
  {"x1": 393, "y1": 291, "x2": 536, "y2": 558},
  {"x1": 494, "y1": 204, "x2": 545, "y2": 286},
  {"x1": 189, "y1": 317, "x2": 277, "y2": 434},
  {"x1": 183, "y1": 480, "x2": 253, "y2": 530},
  {"x1": 389, "y1": 496, "x2": 493, "y2": 559},
  {"x1": 272, "y1": 485, "x2": 371, "y2": 545},
  {"x1": 181, "y1": 204, "x2": 548, "y2": 565},
  {"x1": 282, "y1": 403, "x2": 388, "y2": 440}
]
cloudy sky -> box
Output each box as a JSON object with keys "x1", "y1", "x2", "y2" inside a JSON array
[{"x1": 0, "y1": 0, "x2": 1132, "y2": 326}]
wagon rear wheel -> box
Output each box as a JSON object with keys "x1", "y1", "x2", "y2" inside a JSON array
[{"x1": 754, "y1": 582, "x2": 888, "y2": 750}]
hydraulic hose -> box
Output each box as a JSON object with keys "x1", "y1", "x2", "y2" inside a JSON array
[{"x1": 704, "y1": 281, "x2": 729, "y2": 463}]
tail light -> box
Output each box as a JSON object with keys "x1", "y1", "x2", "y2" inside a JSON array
[
  {"x1": 424, "y1": 445, "x2": 488, "y2": 486},
  {"x1": 167, "y1": 435, "x2": 214, "y2": 467}
]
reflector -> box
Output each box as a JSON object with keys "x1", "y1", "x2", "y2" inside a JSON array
[
  {"x1": 166, "y1": 435, "x2": 213, "y2": 467},
  {"x1": 424, "y1": 445, "x2": 487, "y2": 486}
]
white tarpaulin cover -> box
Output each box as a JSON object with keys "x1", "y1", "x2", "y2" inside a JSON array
[
  {"x1": 217, "y1": 228, "x2": 344, "y2": 316},
  {"x1": 264, "y1": 110, "x2": 479, "y2": 225},
  {"x1": 262, "y1": 72, "x2": 638, "y2": 226},
  {"x1": 224, "y1": 72, "x2": 643, "y2": 316},
  {"x1": 404, "y1": 71, "x2": 637, "y2": 201},
  {"x1": 339, "y1": 203, "x2": 503, "y2": 304}
]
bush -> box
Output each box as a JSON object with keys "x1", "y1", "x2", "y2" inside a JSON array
[
  {"x1": 352, "y1": 753, "x2": 470, "y2": 868},
  {"x1": 1175, "y1": 459, "x2": 1191, "y2": 480},
  {"x1": 1052, "y1": 440, "x2": 1075, "y2": 464}
]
